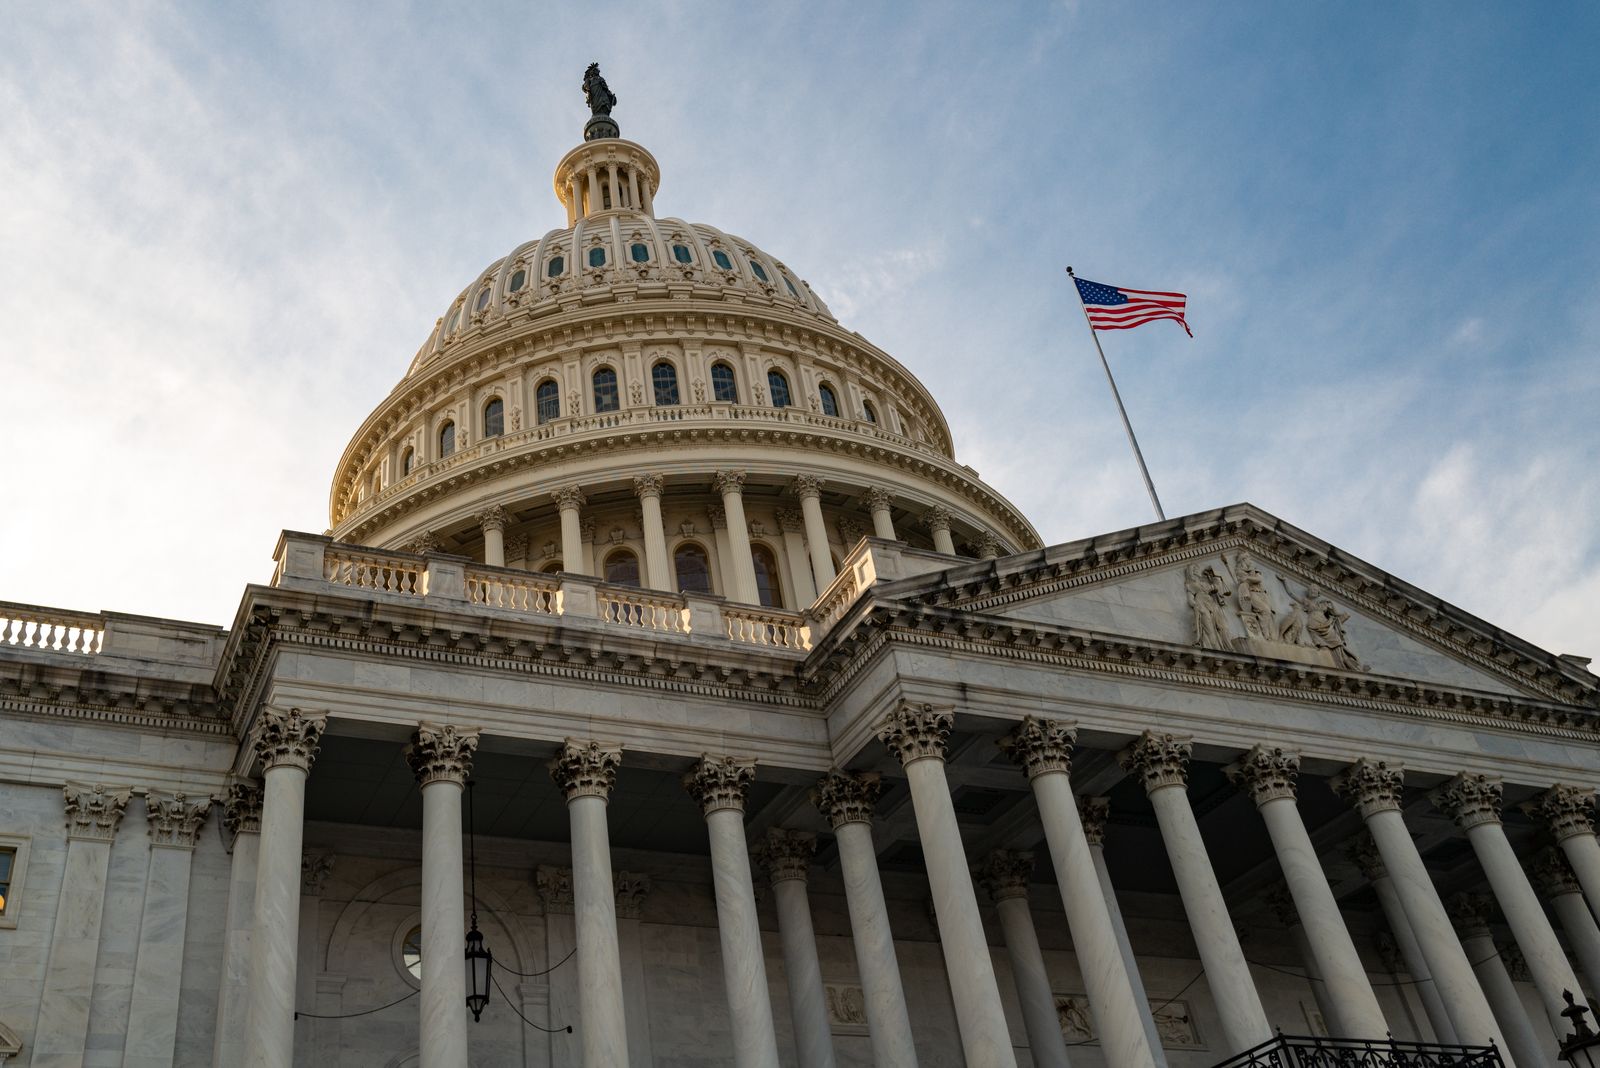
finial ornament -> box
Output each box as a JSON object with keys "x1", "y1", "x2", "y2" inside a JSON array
[
  {"x1": 1120, "y1": 731, "x2": 1193, "y2": 792},
  {"x1": 1430, "y1": 772, "x2": 1503, "y2": 829},
  {"x1": 1330, "y1": 757, "x2": 1405, "y2": 817},
  {"x1": 812, "y1": 771, "x2": 884, "y2": 828},
  {"x1": 878, "y1": 703, "x2": 953, "y2": 766},
  {"x1": 977, "y1": 850, "x2": 1034, "y2": 903},
  {"x1": 406, "y1": 722, "x2": 481, "y2": 787},
  {"x1": 253, "y1": 707, "x2": 327, "y2": 773},
  {"x1": 998, "y1": 716, "x2": 1077, "y2": 780},
  {"x1": 1225, "y1": 745, "x2": 1301, "y2": 806},
  {"x1": 684, "y1": 754, "x2": 756, "y2": 814},
  {"x1": 551, "y1": 739, "x2": 622, "y2": 801}
]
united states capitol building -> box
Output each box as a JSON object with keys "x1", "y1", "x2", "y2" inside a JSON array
[{"x1": 2, "y1": 69, "x2": 1599, "y2": 1068}]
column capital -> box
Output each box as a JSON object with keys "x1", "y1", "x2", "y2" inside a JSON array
[
  {"x1": 812, "y1": 771, "x2": 884, "y2": 828},
  {"x1": 1522, "y1": 783, "x2": 1598, "y2": 841},
  {"x1": 579, "y1": 516, "x2": 597, "y2": 542},
  {"x1": 790, "y1": 474, "x2": 822, "y2": 500},
  {"x1": 756, "y1": 828, "x2": 817, "y2": 885},
  {"x1": 1345, "y1": 832, "x2": 1387, "y2": 881},
  {"x1": 1264, "y1": 882, "x2": 1299, "y2": 927},
  {"x1": 773, "y1": 507, "x2": 805, "y2": 532},
  {"x1": 408, "y1": 530, "x2": 441, "y2": 554},
  {"x1": 684, "y1": 754, "x2": 756, "y2": 815},
  {"x1": 535, "y1": 865, "x2": 574, "y2": 915},
  {"x1": 712, "y1": 470, "x2": 747, "y2": 495},
  {"x1": 1077, "y1": 796, "x2": 1110, "y2": 846},
  {"x1": 145, "y1": 791, "x2": 211, "y2": 849},
  {"x1": 863, "y1": 487, "x2": 894, "y2": 513},
  {"x1": 222, "y1": 781, "x2": 264, "y2": 838},
  {"x1": 1331, "y1": 757, "x2": 1405, "y2": 817},
  {"x1": 975, "y1": 531, "x2": 1003, "y2": 559},
  {"x1": 63, "y1": 782, "x2": 132, "y2": 842},
  {"x1": 923, "y1": 505, "x2": 952, "y2": 533},
  {"x1": 976, "y1": 850, "x2": 1034, "y2": 903},
  {"x1": 707, "y1": 503, "x2": 728, "y2": 529},
  {"x1": 997, "y1": 716, "x2": 1077, "y2": 779},
  {"x1": 1531, "y1": 848, "x2": 1582, "y2": 897},
  {"x1": 837, "y1": 516, "x2": 863, "y2": 545},
  {"x1": 302, "y1": 853, "x2": 336, "y2": 894},
  {"x1": 476, "y1": 505, "x2": 510, "y2": 533},
  {"x1": 553, "y1": 485, "x2": 587, "y2": 511},
  {"x1": 405, "y1": 721, "x2": 481, "y2": 787},
  {"x1": 1224, "y1": 744, "x2": 1301, "y2": 806},
  {"x1": 550, "y1": 739, "x2": 622, "y2": 802},
  {"x1": 632, "y1": 474, "x2": 664, "y2": 500},
  {"x1": 1445, "y1": 892, "x2": 1495, "y2": 938},
  {"x1": 252, "y1": 707, "x2": 327, "y2": 773},
  {"x1": 1119, "y1": 731, "x2": 1193, "y2": 792},
  {"x1": 877, "y1": 703, "x2": 953, "y2": 767},
  {"x1": 1430, "y1": 772, "x2": 1503, "y2": 829},
  {"x1": 614, "y1": 871, "x2": 651, "y2": 919},
  {"x1": 504, "y1": 533, "x2": 529, "y2": 558}
]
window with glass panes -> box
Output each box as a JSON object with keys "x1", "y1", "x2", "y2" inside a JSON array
[{"x1": 711, "y1": 363, "x2": 738, "y2": 403}]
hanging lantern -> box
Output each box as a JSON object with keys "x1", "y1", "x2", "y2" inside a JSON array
[
  {"x1": 1561, "y1": 990, "x2": 1600, "y2": 1068},
  {"x1": 464, "y1": 915, "x2": 492, "y2": 1021}
]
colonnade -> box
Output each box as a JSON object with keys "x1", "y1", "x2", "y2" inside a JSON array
[{"x1": 222, "y1": 705, "x2": 1600, "y2": 1068}]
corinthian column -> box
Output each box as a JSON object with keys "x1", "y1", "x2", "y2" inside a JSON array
[
  {"x1": 1525, "y1": 785, "x2": 1600, "y2": 910},
  {"x1": 1446, "y1": 893, "x2": 1545, "y2": 1068},
  {"x1": 878, "y1": 705, "x2": 1017, "y2": 1067},
  {"x1": 1346, "y1": 833, "x2": 1456, "y2": 1042},
  {"x1": 478, "y1": 505, "x2": 510, "y2": 567},
  {"x1": 684, "y1": 756, "x2": 781, "y2": 1068},
  {"x1": 756, "y1": 830, "x2": 837, "y2": 1068},
  {"x1": 551, "y1": 740, "x2": 630, "y2": 1068},
  {"x1": 999, "y1": 718, "x2": 1158, "y2": 1068},
  {"x1": 245, "y1": 707, "x2": 327, "y2": 1068},
  {"x1": 812, "y1": 772, "x2": 917, "y2": 1067},
  {"x1": 633, "y1": 475, "x2": 672, "y2": 590},
  {"x1": 34, "y1": 783, "x2": 131, "y2": 1064},
  {"x1": 792, "y1": 475, "x2": 836, "y2": 589},
  {"x1": 714, "y1": 471, "x2": 761, "y2": 604},
  {"x1": 215, "y1": 783, "x2": 263, "y2": 1068},
  {"x1": 1533, "y1": 849, "x2": 1600, "y2": 998},
  {"x1": 976, "y1": 851, "x2": 1070, "y2": 1068},
  {"x1": 1331, "y1": 759, "x2": 1509, "y2": 1058},
  {"x1": 923, "y1": 506, "x2": 956, "y2": 556},
  {"x1": 406, "y1": 722, "x2": 481, "y2": 1068},
  {"x1": 555, "y1": 486, "x2": 587, "y2": 576},
  {"x1": 863, "y1": 488, "x2": 896, "y2": 541},
  {"x1": 1225, "y1": 745, "x2": 1387, "y2": 1039}
]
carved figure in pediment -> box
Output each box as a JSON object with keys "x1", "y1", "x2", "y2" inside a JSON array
[
  {"x1": 1229, "y1": 552, "x2": 1276, "y2": 640},
  {"x1": 1184, "y1": 563, "x2": 1233, "y2": 649},
  {"x1": 1281, "y1": 583, "x2": 1362, "y2": 670}
]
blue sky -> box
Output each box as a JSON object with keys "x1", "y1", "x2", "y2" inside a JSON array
[{"x1": 3, "y1": 3, "x2": 1598, "y2": 660}]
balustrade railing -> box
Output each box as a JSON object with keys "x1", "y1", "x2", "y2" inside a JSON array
[
  {"x1": 322, "y1": 548, "x2": 422, "y2": 595},
  {"x1": 724, "y1": 607, "x2": 810, "y2": 650},
  {"x1": 599, "y1": 589, "x2": 689, "y2": 633},
  {"x1": 467, "y1": 569, "x2": 558, "y2": 615},
  {"x1": 1210, "y1": 1034, "x2": 1503, "y2": 1068},
  {"x1": 0, "y1": 604, "x2": 104, "y2": 655}
]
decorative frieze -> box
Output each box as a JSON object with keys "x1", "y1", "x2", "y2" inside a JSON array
[
  {"x1": 614, "y1": 871, "x2": 651, "y2": 919},
  {"x1": 877, "y1": 703, "x2": 952, "y2": 767},
  {"x1": 476, "y1": 505, "x2": 510, "y2": 533},
  {"x1": 252, "y1": 707, "x2": 327, "y2": 773},
  {"x1": 1430, "y1": 772, "x2": 1503, "y2": 829},
  {"x1": 63, "y1": 782, "x2": 131, "y2": 842},
  {"x1": 145, "y1": 791, "x2": 211, "y2": 849},
  {"x1": 1531, "y1": 848, "x2": 1582, "y2": 897},
  {"x1": 222, "y1": 782, "x2": 264, "y2": 838},
  {"x1": 756, "y1": 828, "x2": 817, "y2": 885},
  {"x1": 1119, "y1": 731, "x2": 1193, "y2": 792},
  {"x1": 976, "y1": 850, "x2": 1033, "y2": 903},
  {"x1": 712, "y1": 470, "x2": 747, "y2": 496},
  {"x1": 302, "y1": 853, "x2": 335, "y2": 894},
  {"x1": 632, "y1": 474, "x2": 664, "y2": 499},
  {"x1": 536, "y1": 865, "x2": 574, "y2": 915},
  {"x1": 1522, "y1": 784, "x2": 1597, "y2": 842},
  {"x1": 684, "y1": 754, "x2": 756, "y2": 814},
  {"x1": 553, "y1": 486, "x2": 587, "y2": 511},
  {"x1": 405, "y1": 721, "x2": 481, "y2": 787},
  {"x1": 1331, "y1": 758, "x2": 1405, "y2": 817},
  {"x1": 812, "y1": 771, "x2": 884, "y2": 828},
  {"x1": 997, "y1": 716, "x2": 1077, "y2": 780},
  {"x1": 1077, "y1": 796, "x2": 1110, "y2": 846},
  {"x1": 550, "y1": 739, "x2": 622, "y2": 801},
  {"x1": 1224, "y1": 745, "x2": 1301, "y2": 806},
  {"x1": 790, "y1": 474, "x2": 822, "y2": 501}
]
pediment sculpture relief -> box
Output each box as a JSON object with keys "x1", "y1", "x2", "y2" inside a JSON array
[{"x1": 1184, "y1": 552, "x2": 1364, "y2": 670}]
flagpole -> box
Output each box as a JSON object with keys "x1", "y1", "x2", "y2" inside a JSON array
[{"x1": 1066, "y1": 266, "x2": 1167, "y2": 521}]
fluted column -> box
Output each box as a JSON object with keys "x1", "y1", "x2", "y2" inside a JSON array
[
  {"x1": 214, "y1": 783, "x2": 263, "y2": 1068},
  {"x1": 1347, "y1": 834, "x2": 1456, "y2": 1042},
  {"x1": 1331, "y1": 758, "x2": 1510, "y2": 1059},
  {"x1": 1526, "y1": 785, "x2": 1600, "y2": 910},
  {"x1": 878, "y1": 705, "x2": 1017, "y2": 1067},
  {"x1": 812, "y1": 772, "x2": 917, "y2": 1068},
  {"x1": 715, "y1": 471, "x2": 761, "y2": 604},
  {"x1": 999, "y1": 718, "x2": 1160, "y2": 1068},
  {"x1": 1534, "y1": 849, "x2": 1600, "y2": 997},
  {"x1": 792, "y1": 475, "x2": 836, "y2": 589},
  {"x1": 1225, "y1": 745, "x2": 1388, "y2": 1038},
  {"x1": 555, "y1": 487, "x2": 587, "y2": 576},
  {"x1": 757, "y1": 830, "x2": 837, "y2": 1068},
  {"x1": 863, "y1": 488, "x2": 896, "y2": 541},
  {"x1": 774, "y1": 509, "x2": 818, "y2": 604},
  {"x1": 1447, "y1": 894, "x2": 1545, "y2": 1068},
  {"x1": 1079, "y1": 797, "x2": 1168, "y2": 1067},
  {"x1": 634, "y1": 475, "x2": 672, "y2": 591},
  {"x1": 685, "y1": 756, "x2": 781, "y2": 1068},
  {"x1": 245, "y1": 707, "x2": 327, "y2": 1068},
  {"x1": 977, "y1": 851, "x2": 1070, "y2": 1068},
  {"x1": 1121, "y1": 731, "x2": 1271, "y2": 1054},
  {"x1": 924, "y1": 506, "x2": 956, "y2": 556},
  {"x1": 123, "y1": 793, "x2": 211, "y2": 1068},
  {"x1": 34, "y1": 783, "x2": 131, "y2": 1065},
  {"x1": 479, "y1": 505, "x2": 509, "y2": 568},
  {"x1": 406, "y1": 722, "x2": 480, "y2": 1068},
  {"x1": 551, "y1": 741, "x2": 630, "y2": 1068}
]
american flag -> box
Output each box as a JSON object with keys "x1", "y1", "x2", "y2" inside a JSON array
[{"x1": 1072, "y1": 275, "x2": 1192, "y2": 337}]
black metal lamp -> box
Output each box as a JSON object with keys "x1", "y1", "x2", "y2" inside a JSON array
[
  {"x1": 1560, "y1": 990, "x2": 1600, "y2": 1068},
  {"x1": 464, "y1": 781, "x2": 492, "y2": 1021}
]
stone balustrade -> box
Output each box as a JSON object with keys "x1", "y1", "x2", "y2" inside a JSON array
[{"x1": 0, "y1": 601, "x2": 104, "y2": 654}]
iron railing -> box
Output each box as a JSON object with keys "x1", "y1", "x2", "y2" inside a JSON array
[{"x1": 1211, "y1": 1033, "x2": 1504, "y2": 1068}]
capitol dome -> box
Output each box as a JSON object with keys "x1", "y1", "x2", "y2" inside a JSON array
[{"x1": 329, "y1": 92, "x2": 1040, "y2": 610}]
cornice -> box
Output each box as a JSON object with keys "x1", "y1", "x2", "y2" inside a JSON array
[{"x1": 0, "y1": 659, "x2": 230, "y2": 735}]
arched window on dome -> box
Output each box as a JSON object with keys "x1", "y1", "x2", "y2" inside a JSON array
[
  {"x1": 445, "y1": 307, "x2": 461, "y2": 334},
  {"x1": 652, "y1": 362, "x2": 680, "y2": 406},
  {"x1": 782, "y1": 275, "x2": 800, "y2": 299},
  {"x1": 474, "y1": 287, "x2": 491, "y2": 312},
  {"x1": 711, "y1": 362, "x2": 739, "y2": 403},
  {"x1": 547, "y1": 256, "x2": 565, "y2": 278},
  {"x1": 401, "y1": 447, "x2": 415, "y2": 476},
  {"x1": 712, "y1": 249, "x2": 733, "y2": 271},
  {"x1": 673, "y1": 244, "x2": 693, "y2": 264},
  {"x1": 588, "y1": 246, "x2": 607, "y2": 269},
  {"x1": 747, "y1": 258, "x2": 769, "y2": 283},
  {"x1": 767, "y1": 370, "x2": 792, "y2": 409},
  {"x1": 751, "y1": 544, "x2": 783, "y2": 608},
  {"x1": 535, "y1": 379, "x2": 560, "y2": 425},
  {"x1": 630, "y1": 243, "x2": 650, "y2": 263},
  {"x1": 438, "y1": 421, "x2": 456, "y2": 458},
  {"x1": 862, "y1": 400, "x2": 878, "y2": 424},
  {"x1": 371, "y1": 472, "x2": 382, "y2": 498},
  {"x1": 604, "y1": 549, "x2": 640, "y2": 588},
  {"x1": 593, "y1": 368, "x2": 620, "y2": 413},
  {"x1": 674, "y1": 542, "x2": 713, "y2": 594},
  {"x1": 818, "y1": 383, "x2": 840, "y2": 418},
  {"x1": 509, "y1": 268, "x2": 527, "y2": 293},
  {"x1": 483, "y1": 397, "x2": 504, "y2": 438}
]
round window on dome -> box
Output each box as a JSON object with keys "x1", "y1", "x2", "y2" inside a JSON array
[
  {"x1": 401, "y1": 925, "x2": 422, "y2": 980},
  {"x1": 673, "y1": 244, "x2": 693, "y2": 264},
  {"x1": 630, "y1": 243, "x2": 650, "y2": 263},
  {"x1": 547, "y1": 256, "x2": 565, "y2": 278},
  {"x1": 712, "y1": 249, "x2": 733, "y2": 271},
  {"x1": 748, "y1": 259, "x2": 769, "y2": 282},
  {"x1": 509, "y1": 269, "x2": 526, "y2": 293},
  {"x1": 588, "y1": 247, "x2": 607, "y2": 268}
]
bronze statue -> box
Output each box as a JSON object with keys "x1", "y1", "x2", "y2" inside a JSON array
[{"x1": 583, "y1": 63, "x2": 617, "y2": 117}]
